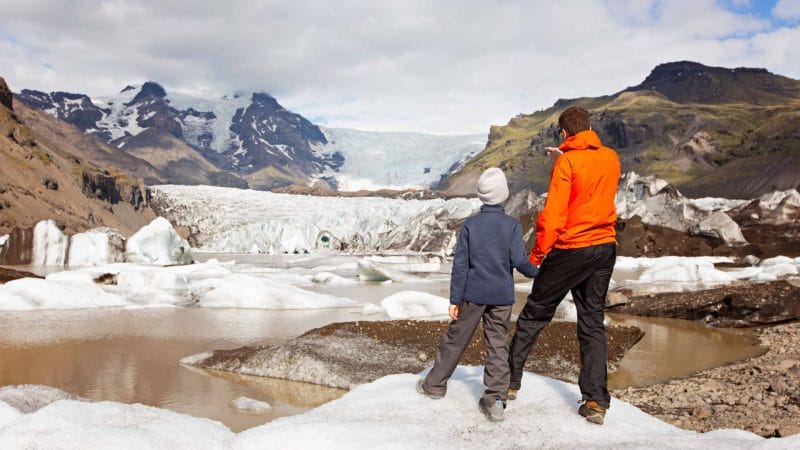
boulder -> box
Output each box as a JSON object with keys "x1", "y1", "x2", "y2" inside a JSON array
[{"x1": 690, "y1": 210, "x2": 747, "y2": 245}]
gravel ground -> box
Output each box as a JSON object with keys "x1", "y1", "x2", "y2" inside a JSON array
[{"x1": 613, "y1": 321, "x2": 800, "y2": 438}]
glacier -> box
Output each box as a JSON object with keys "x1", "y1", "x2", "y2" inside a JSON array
[
  {"x1": 316, "y1": 127, "x2": 485, "y2": 191},
  {"x1": 149, "y1": 184, "x2": 481, "y2": 255}
]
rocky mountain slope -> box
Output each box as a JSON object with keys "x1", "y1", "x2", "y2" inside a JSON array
[
  {"x1": 440, "y1": 61, "x2": 800, "y2": 199},
  {"x1": 0, "y1": 76, "x2": 154, "y2": 238},
  {"x1": 17, "y1": 83, "x2": 486, "y2": 192},
  {"x1": 17, "y1": 83, "x2": 339, "y2": 190}
]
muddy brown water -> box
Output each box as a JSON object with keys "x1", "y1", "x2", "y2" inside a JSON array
[{"x1": 0, "y1": 255, "x2": 765, "y2": 432}]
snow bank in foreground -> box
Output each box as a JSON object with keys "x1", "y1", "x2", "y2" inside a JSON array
[
  {"x1": 194, "y1": 274, "x2": 355, "y2": 309},
  {"x1": 1, "y1": 369, "x2": 798, "y2": 448},
  {"x1": 0, "y1": 385, "x2": 80, "y2": 414},
  {"x1": 0, "y1": 401, "x2": 20, "y2": 427},
  {"x1": 0, "y1": 399, "x2": 233, "y2": 449},
  {"x1": 380, "y1": 291, "x2": 449, "y2": 319},
  {"x1": 232, "y1": 367, "x2": 796, "y2": 449}
]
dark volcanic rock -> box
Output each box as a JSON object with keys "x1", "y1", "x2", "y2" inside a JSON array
[
  {"x1": 609, "y1": 280, "x2": 800, "y2": 327},
  {"x1": 187, "y1": 320, "x2": 644, "y2": 390},
  {"x1": 129, "y1": 81, "x2": 167, "y2": 105},
  {"x1": 625, "y1": 60, "x2": 800, "y2": 105},
  {"x1": 0, "y1": 77, "x2": 12, "y2": 110},
  {"x1": 226, "y1": 92, "x2": 336, "y2": 174},
  {"x1": 17, "y1": 90, "x2": 107, "y2": 133},
  {"x1": 82, "y1": 171, "x2": 122, "y2": 204}
]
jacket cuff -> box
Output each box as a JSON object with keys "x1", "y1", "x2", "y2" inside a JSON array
[{"x1": 529, "y1": 253, "x2": 543, "y2": 267}]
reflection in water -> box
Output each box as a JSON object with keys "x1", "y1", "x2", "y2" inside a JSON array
[
  {"x1": 0, "y1": 254, "x2": 769, "y2": 432},
  {"x1": 0, "y1": 307, "x2": 354, "y2": 432},
  {"x1": 607, "y1": 313, "x2": 764, "y2": 389}
]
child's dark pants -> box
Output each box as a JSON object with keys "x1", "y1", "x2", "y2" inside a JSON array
[{"x1": 421, "y1": 301, "x2": 513, "y2": 404}]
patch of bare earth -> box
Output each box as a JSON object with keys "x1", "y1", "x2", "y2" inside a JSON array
[{"x1": 190, "y1": 320, "x2": 643, "y2": 390}]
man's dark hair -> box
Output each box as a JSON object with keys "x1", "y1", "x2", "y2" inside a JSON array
[{"x1": 558, "y1": 106, "x2": 590, "y2": 136}]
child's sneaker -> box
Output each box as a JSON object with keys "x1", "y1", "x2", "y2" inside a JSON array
[
  {"x1": 578, "y1": 400, "x2": 606, "y2": 425},
  {"x1": 507, "y1": 388, "x2": 518, "y2": 400},
  {"x1": 479, "y1": 398, "x2": 506, "y2": 422},
  {"x1": 416, "y1": 379, "x2": 444, "y2": 399}
]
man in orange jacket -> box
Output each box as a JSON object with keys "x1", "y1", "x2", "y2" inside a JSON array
[{"x1": 507, "y1": 106, "x2": 620, "y2": 425}]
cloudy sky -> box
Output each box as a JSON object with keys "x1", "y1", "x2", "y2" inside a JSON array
[{"x1": 1, "y1": 0, "x2": 799, "y2": 134}]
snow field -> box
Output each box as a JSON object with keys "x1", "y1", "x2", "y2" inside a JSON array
[{"x1": 3, "y1": 368, "x2": 797, "y2": 448}]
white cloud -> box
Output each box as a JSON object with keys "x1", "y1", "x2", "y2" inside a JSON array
[
  {"x1": 774, "y1": 0, "x2": 800, "y2": 19},
  {"x1": 0, "y1": 0, "x2": 798, "y2": 133}
]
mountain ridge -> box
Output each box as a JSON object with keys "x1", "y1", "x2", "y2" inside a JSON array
[
  {"x1": 0, "y1": 76, "x2": 155, "y2": 237},
  {"x1": 16, "y1": 83, "x2": 339, "y2": 190},
  {"x1": 440, "y1": 61, "x2": 800, "y2": 199}
]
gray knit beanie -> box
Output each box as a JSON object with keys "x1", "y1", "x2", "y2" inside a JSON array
[{"x1": 476, "y1": 167, "x2": 509, "y2": 205}]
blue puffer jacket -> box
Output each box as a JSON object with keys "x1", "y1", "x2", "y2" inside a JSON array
[{"x1": 449, "y1": 204, "x2": 539, "y2": 306}]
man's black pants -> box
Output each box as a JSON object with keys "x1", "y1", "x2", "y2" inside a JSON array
[{"x1": 508, "y1": 242, "x2": 616, "y2": 408}]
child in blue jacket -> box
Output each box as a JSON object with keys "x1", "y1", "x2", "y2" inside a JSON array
[{"x1": 416, "y1": 167, "x2": 539, "y2": 422}]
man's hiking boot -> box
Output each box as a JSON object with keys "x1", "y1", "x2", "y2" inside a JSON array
[
  {"x1": 415, "y1": 379, "x2": 444, "y2": 399},
  {"x1": 479, "y1": 398, "x2": 506, "y2": 422},
  {"x1": 578, "y1": 400, "x2": 606, "y2": 425},
  {"x1": 507, "y1": 388, "x2": 518, "y2": 400}
]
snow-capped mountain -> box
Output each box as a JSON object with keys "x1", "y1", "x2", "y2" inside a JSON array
[
  {"x1": 18, "y1": 82, "x2": 341, "y2": 190},
  {"x1": 17, "y1": 83, "x2": 485, "y2": 191}
]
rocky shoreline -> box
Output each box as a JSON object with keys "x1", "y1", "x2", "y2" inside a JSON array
[
  {"x1": 608, "y1": 279, "x2": 800, "y2": 437},
  {"x1": 613, "y1": 321, "x2": 800, "y2": 438}
]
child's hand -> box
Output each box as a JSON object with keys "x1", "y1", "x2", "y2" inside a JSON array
[{"x1": 449, "y1": 304, "x2": 460, "y2": 321}]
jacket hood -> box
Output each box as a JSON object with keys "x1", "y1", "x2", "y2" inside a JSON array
[{"x1": 559, "y1": 129, "x2": 602, "y2": 152}]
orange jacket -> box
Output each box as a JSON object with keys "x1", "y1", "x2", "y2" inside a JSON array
[{"x1": 530, "y1": 130, "x2": 620, "y2": 266}]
